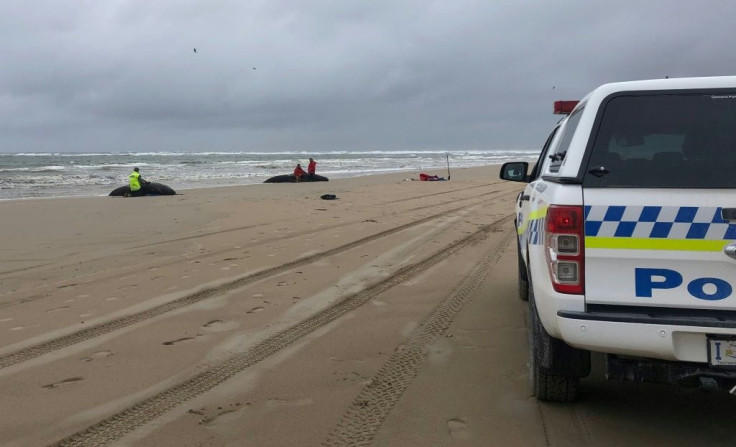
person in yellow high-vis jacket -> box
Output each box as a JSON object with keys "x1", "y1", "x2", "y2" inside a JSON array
[{"x1": 127, "y1": 167, "x2": 149, "y2": 197}]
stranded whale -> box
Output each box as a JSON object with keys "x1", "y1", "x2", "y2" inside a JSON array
[
  {"x1": 264, "y1": 174, "x2": 329, "y2": 183},
  {"x1": 109, "y1": 182, "x2": 177, "y2": 196}
]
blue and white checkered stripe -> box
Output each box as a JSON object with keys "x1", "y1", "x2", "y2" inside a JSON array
[
  {"x1": 585, "y1": 206, "x2": 736, "y2": 239},
  {"x1": 528, "y1": 217, "x2": 546, "y2": 245}
]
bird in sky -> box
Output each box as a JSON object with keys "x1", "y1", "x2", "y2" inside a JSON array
[
  {"x1": 252, "y1": 67, "x2": 256, "y2": 70},
  {"x1": 193, "y1": 48, "x2": 197, "y2": 53}
]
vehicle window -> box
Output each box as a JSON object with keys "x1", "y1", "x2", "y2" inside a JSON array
[
  {"x1": 549, "y1": 108, "x2": 584, "y2": 173},
  {"x1": 583, "y1": 93, "x2": 736, "y2": 188},
  {"x1": 529, "y1": 126, "x2": 559, "y2": 180}
]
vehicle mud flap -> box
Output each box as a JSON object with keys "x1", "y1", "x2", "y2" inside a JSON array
[
  {"x1": 529, "y1": 280, "x2": 590, "y2": 402},
  {"x1": 535, "y1": 313, "x2": 591, "y2": 378}
]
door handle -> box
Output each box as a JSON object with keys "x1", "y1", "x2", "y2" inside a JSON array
[{"x1": 520, "y1": 195, "x2": 530, "y2": 202}]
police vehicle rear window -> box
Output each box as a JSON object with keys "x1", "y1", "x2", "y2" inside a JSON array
[{"x1": 583, "y1": 93, "x2": 736, "y2": 188}]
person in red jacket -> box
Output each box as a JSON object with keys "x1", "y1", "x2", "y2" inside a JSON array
[
  {"x1": 307, "y1": 157, "x2": 317, "y2": 179},
  {"x1": 294, "y1": 163, "x2": 306, "y2": 182}
]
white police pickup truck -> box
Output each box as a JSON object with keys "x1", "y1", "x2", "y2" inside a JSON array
[{"x1": 500, "y1": 76, "x2": 736, "y2": 402}]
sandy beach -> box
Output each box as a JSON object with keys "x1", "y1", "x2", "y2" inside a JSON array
[
  {"x1": 0, "y1": 166, "x2": 522, "y2": 446},
  {"x1": 3, "y1": 166, "x2": 736, "y2": 447}
]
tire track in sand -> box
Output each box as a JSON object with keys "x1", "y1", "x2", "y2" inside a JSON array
[
  {"x1": 0, "y1": 196, "x2": 507, "y2": 370},
  {"x1": 49, "y1": 214, "x2": 513, "y2": 447},
  {"x1": 322, "y1": 225, "x2": 514, "y2": 446},
  {"x1": 0, "y1": 187, "x2": 508, "y2": 306}
]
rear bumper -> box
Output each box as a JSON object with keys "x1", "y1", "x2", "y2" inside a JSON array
[{"x1": 557, "y1": 306, "x2": 736, "y2": 362}]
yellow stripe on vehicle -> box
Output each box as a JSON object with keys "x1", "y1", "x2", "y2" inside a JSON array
[
  {"x1": 585, "y1": 237, "x2": 731, "y2": 252},
  {"x1": 529, "y1": 207, "x2": 548, "y2": 220}
]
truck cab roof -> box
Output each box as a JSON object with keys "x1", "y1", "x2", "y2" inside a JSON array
[{"x1": 545, "y1": 75, "x2": 736, "y2": 180}]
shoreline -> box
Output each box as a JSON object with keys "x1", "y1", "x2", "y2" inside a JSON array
[{"x1": 0, "y1": 164, "x2": 504, "y2": 203}]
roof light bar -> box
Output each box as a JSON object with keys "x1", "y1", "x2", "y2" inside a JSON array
[{"x1": 554, "y1": 100, "x2": 579, "y2": 115}]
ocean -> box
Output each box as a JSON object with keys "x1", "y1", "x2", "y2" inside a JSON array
[{"x1": 0, "y1": 150, "x2": 538, "y2": 200}]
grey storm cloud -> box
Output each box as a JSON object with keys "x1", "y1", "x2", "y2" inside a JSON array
[{"x1": 2, "y1": 0, "x2": 736, "y2": 152}]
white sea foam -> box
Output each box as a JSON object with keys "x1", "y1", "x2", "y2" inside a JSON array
[{"x1": 0, "y1": 149, "x2": 539, "y2": 199}]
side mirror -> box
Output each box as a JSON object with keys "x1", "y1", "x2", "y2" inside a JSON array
[{"x1": 499, "y1": 162, "x2": 529, "y2": 182}]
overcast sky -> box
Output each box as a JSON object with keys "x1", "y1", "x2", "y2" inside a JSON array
[{"x1": 2, "y1": 0, "x2": 736, "y2": 153}]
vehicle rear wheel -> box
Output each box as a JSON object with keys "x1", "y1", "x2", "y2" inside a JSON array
[
  {"x1": 528, "y1": 285, "x2": 579, "y2": 402},
  {"x1": 517, "y1": 239, "x2": 529, "y2": 301}
]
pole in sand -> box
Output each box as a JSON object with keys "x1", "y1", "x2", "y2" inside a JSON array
[{"x1": 446, "y1": 153, "x2": 451, "y2": 180}]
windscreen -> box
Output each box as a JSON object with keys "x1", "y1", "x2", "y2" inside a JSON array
[{"x1": 583, "y1": 92, "x2": 736, "y2": 188}]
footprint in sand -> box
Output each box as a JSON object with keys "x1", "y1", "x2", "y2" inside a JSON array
[
  {"x1": 81, "y1": 350, "x2": 113, "y2": 362},
  {"x1": 447, "y1": 418, "x2": 471, "y2": 440},
  {"x1": 47, "y1": 306, "x2": 70, "y2": 313},
  {"x1": 10, "y1": 326, "x2": 25, "y2": 331},
  {"x1": 105, "y1": 296, "x2": 120, "y2": 301},
  {"x1": 247, "y1": 307, "x2": 264, "y2": 314},
  {"x1": 162, "y1": 337, "x2": 196, "y2": 346},
  {"x1": 201, "y1": 319, "x2": 238, "y2": 332},
  {"x1": 43, "y1": 377, "x2": 84, "y2": 389},
  {"x1": 190, "y1": 403, "x2": 249, "y2": 426},
  {"x1": 252, "y1": 293, "x2": 264, "y2": 298},
  {"x1": 200, "y1": 408, "x2": 238, "y2": 425}
]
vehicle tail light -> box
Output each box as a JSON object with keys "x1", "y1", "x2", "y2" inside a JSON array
[{"x1": 545, "y1": 205, "x2": 585, "y2": 294}]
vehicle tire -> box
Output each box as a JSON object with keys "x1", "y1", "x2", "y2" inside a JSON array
[
  {"x1": 517, "y1": 239, "x2": 529, "y2": 301},
  {"x1": 528, "y1": 283, "x2": 579, "y2": 402}
]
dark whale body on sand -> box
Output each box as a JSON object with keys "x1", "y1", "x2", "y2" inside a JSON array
[
  {"x1": 264, "y1": 174, "x2": 329, "y2": 183},
  {"x1": 109, "y1": 182, "x2": 177, "y2": 196}
]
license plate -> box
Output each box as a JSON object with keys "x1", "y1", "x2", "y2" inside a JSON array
[{"x1": 708, "y1": 337, "x2": 736, "y2": 367}]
